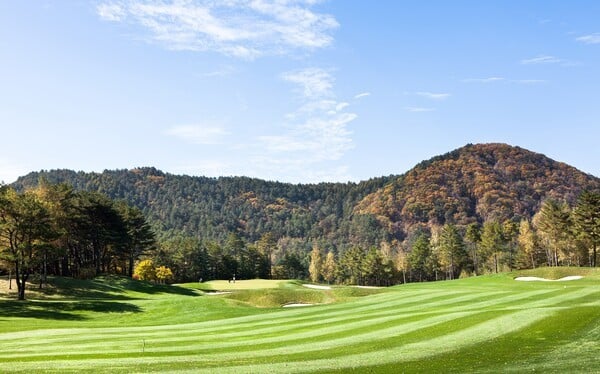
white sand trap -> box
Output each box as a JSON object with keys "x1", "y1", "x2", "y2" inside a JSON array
[
  {"x1": 352, "y1": 285, "x2": 382, "y2": 289},
  {"x1": 515, "y1": 276, "x2": 583, "y2": 282},
  {"x1": 204, "y1": 291, "x2": 232, "y2": 295},
  {"x1": 302, "y1": 284, "x2": 331, "y2": 290},
  {"x1": 282, "y1": 303, "x2": 314, "y2": 308}
]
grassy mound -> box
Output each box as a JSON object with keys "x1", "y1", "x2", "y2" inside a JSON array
[
  {"x1": 0, "y1": 273, "x2": 598, "y2": 373},
  {"x1": 182, "y1": 279, "x2": 381, "y2": 308}
]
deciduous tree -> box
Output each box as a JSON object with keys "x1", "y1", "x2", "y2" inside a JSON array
[
  {"x1": 155, "y1": 265, "x2": 173, "y2": 284},
  {"x1": 322, "y1": 251, "x2": 337, "y2": 284},
  {"x1": 134, "y1": 259, "x2": 156, "y2": 281},
  {"x1": 308, "y1": 245, "x2": 323, "y2": 283}
]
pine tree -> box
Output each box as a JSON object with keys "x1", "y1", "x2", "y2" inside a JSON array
[
  {"x1": 534, "y1": 200, "x2": 572, "y2": 266},
  {"x1": 409, "y1": 233, "x2": 431, "y2": 282},
  {"x1": 479, "y1": 221, "x2": 505, "y2": 273},
  {"x1": 465, "y1": 223, "x2": 481, "y2": 275},
  {"x1": 438, "y1": 224, "x2": 468, "y2": 279},
  {"x1": 573, "y1": 191, "x2": 600, "y2": 267}
]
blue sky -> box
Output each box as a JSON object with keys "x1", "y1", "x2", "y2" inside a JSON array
[{"x1": 1, "y1": 1, "x2": 599, "y2": 184}]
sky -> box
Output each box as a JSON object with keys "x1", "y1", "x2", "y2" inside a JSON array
[{"x1": 1, "y1": 1, "x2": 600, "y2": 184}]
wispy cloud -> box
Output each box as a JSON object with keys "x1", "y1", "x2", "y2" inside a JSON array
[
  {"x1": 199, "y1": 65, "x2": 239, "y2": 78},
  {"x1": 354, "y1": 92, "x2": 371, "y2": 99},
  {"x1": 97, "y1": 3, "x2": 125, "y2": 21},
  {"x1": 416, "y1": 91, "x2": 451, "y2": 100},
  {"x1": 405, "y1": 107, "x2": 435, "y2": 113},
  {"x1": 281, "y1": 68, "x2": 334, "y2": 98},
  {"x1": 97, "y1": 0, "x2": 338, "y2": 59},
  {"x1": 166, "y1": 124, "x2": 230, "y2": 145},
  {"x1": 463, "y1": 77, "x2": 505, "y2": 83},
  {"x1": 255, "y1": 68, "x2": 356, "y2": 180},
  {"x1": 576, "y1": 33, "x2": 600, "y2": 44},
  {"x1": 520, "y1": 55, "x2": 580, "y2": 67},
  {"x1": 521, "y1": 55, "x2": 563, "y2": 65}
]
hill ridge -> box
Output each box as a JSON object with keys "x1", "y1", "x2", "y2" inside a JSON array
[{"x1": 13, "y1": 143, "x2": 600, "y2": 250}]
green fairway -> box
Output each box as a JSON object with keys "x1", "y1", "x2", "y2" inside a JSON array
[
  {"x1": 0, "y1": 269, "x2": 599, "y2": 373},
  {"x1": 190, "y1": 278, "x2": 292, "y2": 290}
]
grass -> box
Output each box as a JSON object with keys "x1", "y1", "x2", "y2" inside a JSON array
[
  {"x1": 0, "y1": 268, "x2": 599, "y2": 373},
  {"x1": 186, "y1": 279, "x2": 293, "y2": 291}
]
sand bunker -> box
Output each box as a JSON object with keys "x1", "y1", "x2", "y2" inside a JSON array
[
  {"x1": 514, "y1": 276, "x2": 583, "y2": 282},
  {"x1": 282, "y1": 303, "x2": 314, "y2": 308},
  {"x1": 204, "y1": 291, "x2": 232, "y2": 295},
  {"x1": 302, "y1": 284, "x2": 331, "y2": 290}
]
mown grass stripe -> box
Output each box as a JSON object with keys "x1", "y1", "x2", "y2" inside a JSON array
[
  {"x1": 2, "y1": 274, "x2": 598, "y2": 373},
  {"x1": 1, "y1": 290, "x2": 499, "y2": 355},
  {"x1": 1, "y1": 310, "x2": 476, "y2": 360},
  {"x1": 0, "y1": 288, "x2": 569, "y2": 359},
  {"x1": 0, "y1": 289, "x2": 467, "y2": 347},
  {"x1": 0, "y1": 308, "x2": 554, "y2": 372}
]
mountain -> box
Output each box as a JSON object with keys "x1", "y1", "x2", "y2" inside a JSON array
[
  {"x1": 13, "y1": 143, "x2": 600, "y2": 251},
  {"x1": 355, "y1": 143, "x2": 600, "y2": 237},
  {"x1": 13, "y1": 167, "x2": 393, "y2": 250}
]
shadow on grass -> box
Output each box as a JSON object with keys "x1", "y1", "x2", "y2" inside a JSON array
[
  {"x1": 106, "y1": 276, "x2": 199, "y2": 297},
  {"x1": 40, "y1": 276, "x2": 199, "y2": 299},
  {"x1": 0, "y1": 299, "x2": 142, "y2": 321}
]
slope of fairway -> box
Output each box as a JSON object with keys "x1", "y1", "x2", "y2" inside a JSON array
[{"x1": 1, "y1": 270, "x2": 599, "y2": 373}]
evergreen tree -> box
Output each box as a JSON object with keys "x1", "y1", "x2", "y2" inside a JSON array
[
  {"x1": 479, "y1": 221, "x2": 505, "y2": 273},
  {"x1": 465, "y1": 223, "x2": 481, "y2": 275},
  {"x1": 0, "y1": 187, "x2": 57, "y2": 300},
  {"x1": 409, "y1": 233, "x2": 431, "y2": 282},
  {"x1": 573, "y1": 191, "x2": 600, "y2": 267},
  {"x1": 225, "y1": 233, "x2": 245, "y2": 278},
  {"x1": 438, "y1": 224, "x2": 468, "y2": 279},
  {"x1": 534, "y1": 200, "x2": 572, "y2": 266},
  {"x1": 361, "y1": 247, "x2": 385, "y2": 286},
  {"x1": 502, "y1": 220, "x2": 519, "y2": 271},
  {"x1": 338, "y1": 247, "x2": 364, "y2": 284},
  {"x1": 116, "y1": 202, "x2": 156, "y2": 276},
  {"x1": 256, "y1": 233, "x2": 277, "y2": 278}
]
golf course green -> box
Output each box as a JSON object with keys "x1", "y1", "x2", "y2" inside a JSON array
[{"x1": 0, "y1": 268, "x2": 598, "y2": 373}]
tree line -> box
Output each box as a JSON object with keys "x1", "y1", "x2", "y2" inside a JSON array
[
  {"x1": 0, "y1": 183, "x2": 156, "y2": 299},
  {"x1": 3, "y1": 181, "x2": 599, "y2": 295},
  {"x1": 146, "y1": 191, "x2": 599, "y2": 287}
]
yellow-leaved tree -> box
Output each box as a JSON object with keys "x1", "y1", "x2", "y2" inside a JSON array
[
  {"x1": 155, "y1": 266, "x2": 173, "y2": 284},
  {"x1": 133, "y1": 259, "x2": 156, "y2": 281}
]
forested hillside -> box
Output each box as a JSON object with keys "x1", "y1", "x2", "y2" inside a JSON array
[
  {"x1": 12, "y1": 143, "x2": 600, "y2": 284},
  {"x1": 356, "y1": 143, "x2": 600, "y2": 237},
  {"x1": 14, "y1": 168, "x2": 393, "y2": 251}
]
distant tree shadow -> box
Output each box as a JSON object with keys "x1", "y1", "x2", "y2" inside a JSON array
[
  {"x1": 36, "y1": 275, "x2": 199, "y2": 300},
  {"x1": 0, "y1": 299, "x2": 142, "y2": 321}
]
